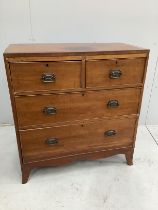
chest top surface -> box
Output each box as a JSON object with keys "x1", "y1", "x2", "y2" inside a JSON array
[{"x1": 4, "y1": 43, "x2": 149, "y2": 57}]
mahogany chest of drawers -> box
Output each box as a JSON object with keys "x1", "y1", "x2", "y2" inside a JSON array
[{"x1": 4, "y1": 43, "x2": 149, "y2": 183}]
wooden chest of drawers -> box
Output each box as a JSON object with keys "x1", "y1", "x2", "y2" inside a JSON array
[{"x1": 4, "y1": 43, "x2": 149, "y2": 183}]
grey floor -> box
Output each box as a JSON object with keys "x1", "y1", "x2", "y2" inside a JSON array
[{"x1": 0, "y1": 125, "x2": 158, "y2": 210}]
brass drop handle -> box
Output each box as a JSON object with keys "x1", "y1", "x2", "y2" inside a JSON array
[
  {"x1": 107, "y1": 100, "x2": 119, "y2": 108},
  {"x1": 41, "y1": 73, "x2": 56, "y2": 83},
  {"x1": 43, "y1": 106, "x2": 57, "y2": 115},
  {"x1": 109, "y1": 70, "x2": 122, "y2": 79},
  {"x1": 45, "y1": 137, "x2": 58, "y2": 145},
  {"x1": 104, "y1": 130, "x2": 116, "y2": 137}
]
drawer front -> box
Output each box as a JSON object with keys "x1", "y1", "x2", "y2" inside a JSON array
[
  {"x1": 20, "y1": 117, "x2": 136, "y2": 163},
  {"x1": 86, "y1": 58, "x2": 146, "y2": 88},
  {"x1": 10, "y1": 61, "x2": 82, "y2": 92},
  {"x1": 15, "y1": 88, "x2": 141, "y2": 128}
]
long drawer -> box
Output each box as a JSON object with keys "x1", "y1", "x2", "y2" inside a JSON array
[
  {"x1": 15, "y1": 88, "x2": 141, "y2": 128},
  {"x1": 20, "y1": 117, "x2": 137, "y2": 163},
  {"x1": 10, "y1": 61, "x2": 82, "y2": 92},
  {"x1": 86, "y1": 58, "x2": 146, "y2": 88}
]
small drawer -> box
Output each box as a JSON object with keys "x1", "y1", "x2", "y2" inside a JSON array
[
  {"x1": 20, "y1": 117, "x2": 136, "y2": 163},
  {"x1": 15, "y1": 88, "x2": 141, "y2": 128},
  {"x1": 10, "y1": 61, "x2": 82, "y2": 92},
  {"x1": 86, "y1": 58, "x2": 146, "y2": 88}
]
